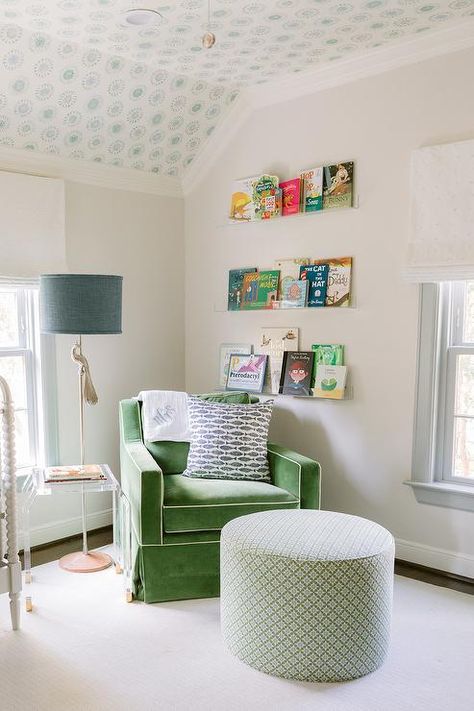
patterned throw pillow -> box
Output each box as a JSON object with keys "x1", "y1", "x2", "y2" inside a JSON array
[{"x1": 183, "y1": 396, "x2": 273, "y2": 481}]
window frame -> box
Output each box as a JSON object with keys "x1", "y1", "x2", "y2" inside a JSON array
[
  {"x1": 441, "y1": 282, "x2": 474, "y2": 485},
  {"x1": 407, "y1": 282, "x2": 474, "y2": 511},
  {"x1": 0, "y1": 282, "x2": 58, "y2": 473}
]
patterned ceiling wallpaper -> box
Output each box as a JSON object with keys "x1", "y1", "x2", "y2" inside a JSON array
[{"x1": 0, "y1": 0, "x2": 472, "y2": 178}]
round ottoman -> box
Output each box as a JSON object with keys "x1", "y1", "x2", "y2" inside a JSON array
[{"x1": 220, "y1": 509, "x2": 394, "y2": 682}]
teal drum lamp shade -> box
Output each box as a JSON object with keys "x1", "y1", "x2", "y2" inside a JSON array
[
  {"x1": 39, "y1": 274, "x2": 122, "y2": 335},
  {"x1": 39, "y1": 273, "x2": 123, "y2": 575}
]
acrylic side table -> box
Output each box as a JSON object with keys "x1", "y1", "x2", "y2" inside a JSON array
[{"x1": 21, "y1": 465, "x2": 132, "y2": 610}]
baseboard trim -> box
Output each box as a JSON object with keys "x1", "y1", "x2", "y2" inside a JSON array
[
  {"x1": 395, "y1": 537, "x2": 474, "y2": 579},
  {"x1": 25, "y1": 508, "x2": 113, "y2": 549},
  {"x1": 23, "y1": 519, "x2": 474, "y2": 578}
]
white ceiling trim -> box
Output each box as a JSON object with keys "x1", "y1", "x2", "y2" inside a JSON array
[
  {"x1": 0, "y1": 146, "x2": 182, "y2": 198},
  {"x1": 248, "y1": 20, "x2": 474, "y2": 110},
  {"x1": 181, "y1": 20, "x2": 474, "y2": 195},
  {"x1": 181, "y1": 96, "x2": 252, "y2": 196}
]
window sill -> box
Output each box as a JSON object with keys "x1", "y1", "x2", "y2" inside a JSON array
[{"x1": 405, "y1": 480, "x2": 474, "y2": 513}]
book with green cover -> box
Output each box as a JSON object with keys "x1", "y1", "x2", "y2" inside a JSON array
[
  {"x1": 252, "y1": 175, "x2": 281, "y2": 220},
  {"x1": 300, "y1": 167, "x2": 323, "y2": 212},
  {"x1": 240, "y1": 271, "x2": 259, "y2": 309},
  {"x1": 245, "y1": 270, "x2": 280, "y2": 310},
  {"x1": 312, "y1": 344, "x2": 344, "y2": 366},
  {"x1": 311, "y1": 344, "x2": 344, "y2": 385},
  {"x1": 228, "y1": 267, "x2": 258, "y2": 310}
]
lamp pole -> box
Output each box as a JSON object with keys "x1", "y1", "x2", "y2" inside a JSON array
[{"x1": 72, "y1": 335, "x2": 89, "y2": 557}]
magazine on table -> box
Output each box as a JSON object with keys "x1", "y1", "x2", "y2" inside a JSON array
[{"x1": 44, "y1": 465, "x2": 107, "y2": 483}]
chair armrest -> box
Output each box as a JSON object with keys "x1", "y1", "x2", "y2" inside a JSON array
[
  {"x1": 267, "y1": 442, "x2": 321, "y2": 510},
  {"x1": 120, "y1": 399, "x2": 163, "y2": 545}
]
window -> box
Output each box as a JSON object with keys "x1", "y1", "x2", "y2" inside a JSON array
[
  {"x1": 0, "y1": 285, "x2": 44, "y2": 470},
  {"x1": 442, "y1": 282, "x2": 474, "y2": 482},
  {"x1": 409, "y1": 281, "x2": 474, "y2": 511}
]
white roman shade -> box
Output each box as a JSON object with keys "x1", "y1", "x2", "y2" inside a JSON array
[
  {"x1": 0, "y1": 171, "x2": 66, "y2": 280},
  {"x1": 404, "y1": 138, "x2": 474, "y2": 283}
]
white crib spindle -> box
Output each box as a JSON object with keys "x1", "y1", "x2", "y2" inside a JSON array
[{"x1": 0, "y1": 375, "x2": 21, "y2": 630}]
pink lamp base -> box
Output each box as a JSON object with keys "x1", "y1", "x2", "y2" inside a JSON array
[{"x1": 59, "y1": 551, "x2": 112, "y2": 573}]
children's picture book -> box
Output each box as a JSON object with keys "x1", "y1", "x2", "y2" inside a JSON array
[
  {"x1": 226, "y1": 353, "x2": 267, "y2": 393},
  {"x1": 313, "y1": 364, "x2": 348, "y2": 399},
  {"x1": 311, "y1": 344, "x2": 344, "y2": 386},
  {"x1": 279, "y1": 351, "x2": 315, "y2": 397},
  {"x1": 229, "y1": 176, "x2": 258, "y2": 222},
  {"x1": 274, "y1": 257, "x2": 310, "y2": 299},
  {"x1": 240, "y1": 271, "x2": 259, "y2": 309},
  {"x1": 312, "y1": 344, "x2": 344, "y2": 366},
  {"x1": 242, "y1": 270, "x2": 280, "y2": 310},
  {"x1": 300, "y1": 167, "x2": 324, "y2": 212},
  {"x1": 259, "y1": 327, "x2": 299, "y2": 394},
  {"x1": 252, "y1": 175, "x2": 281, "y2": 220},
  {"x1": 280, "y1": 279, "x2": 309, "y2": 309},
  {"x1": 312, "y1": 257, "x2": 352, "y2": 307},
  {"x1": 299, "y1": 263, "x2": 329, "y2": 307},
  {"x1": 279, "y1": 178, "x2": 301, "y2": 216},
  {"x1": 218, "y1": 343, "x2": 252, "y2": 389},
  {"x1": 228, "y1": 267, "x2": 258, "y2": 310},
  {"x1": 323, "y1": 162, "x2": 354, "y2": 209},
  {"x1": 267, "y1": 188, "x2": 282, "y2": 220}
]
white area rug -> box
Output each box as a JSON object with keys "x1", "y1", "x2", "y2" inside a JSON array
[{"x1": 0, "y1": 552, "x2": 473, "y2": 711}]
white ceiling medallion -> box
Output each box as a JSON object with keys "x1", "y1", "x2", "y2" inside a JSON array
[{"x1": 121, "y1": 8, "x2": 163, "y2": 28}]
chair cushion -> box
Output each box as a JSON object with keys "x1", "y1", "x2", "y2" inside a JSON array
[
  {"x1": 163, "y1": 475, "x2": 299, "y2": 533},
  {"x1": 144, "y1": 391, "x2": 253, "y2": 474},
  {"x1": 183, "y1": 396, "x2": 274, "y2": 481}
]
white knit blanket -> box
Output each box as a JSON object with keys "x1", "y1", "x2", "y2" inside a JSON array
[{"x1": 138, "y1": 390, "x2": 191, "y2": 442}]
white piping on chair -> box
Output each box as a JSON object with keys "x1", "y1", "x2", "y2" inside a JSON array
[
  {"x1": 266, "y1": 447, "x2": 302, "y2": 503},
  {"x1": 163, "y1": 500, "x2": 298, "y2": 509}
]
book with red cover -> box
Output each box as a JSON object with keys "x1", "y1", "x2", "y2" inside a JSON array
[{"x1": 279, "y1": 178, "x2": 301, "y2": 216}]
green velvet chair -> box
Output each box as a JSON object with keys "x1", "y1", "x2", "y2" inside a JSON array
[{"x1": 119, "y1": 394, "x2": 321, "y2": 603}]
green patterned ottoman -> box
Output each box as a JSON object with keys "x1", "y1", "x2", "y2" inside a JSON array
[{"x1": 220, "y1": 509, "x2": 394, "y2": 682}]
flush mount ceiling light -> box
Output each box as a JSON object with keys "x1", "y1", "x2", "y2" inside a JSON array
[
  {"x1": 121, "y1": 8, "x2": 162, "y2": 27},
  {"x1": 202, "y1": 0, "x2": 216, "y2": 49}
]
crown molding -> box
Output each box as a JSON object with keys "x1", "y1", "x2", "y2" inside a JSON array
[
  {"x1": 181, "y1": 20, "x2": 474, "y2": 194},
  {"x1": 248, "y1": 20, "x2": 474, "y2": 110},
  {"x1": 0, "y1": 146, "x2": 183, "y2": 198},
  {"x1": 181, "y1": 94, "x2": 253, "y2": 196}
]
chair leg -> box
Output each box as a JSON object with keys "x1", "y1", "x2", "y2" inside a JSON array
[{"x1": 10, "y1": 592, "x2": 20, "y2": 630}]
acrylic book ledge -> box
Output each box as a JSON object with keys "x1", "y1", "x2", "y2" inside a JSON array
[
  {"x1": 214, "y1": 302, "x2": 357, "y2": 312},
  {"x1": 214, "y1": 388, "x2": 353, "y2": 401},
  {"x1": 222, "y1": 196, "x2": 359, "y2": 228}
]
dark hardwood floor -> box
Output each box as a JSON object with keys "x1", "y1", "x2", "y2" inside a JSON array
[
  {"x1": 394, "y1": 559, "x2": 474, "y2": 596},
  {"x1": 20, "y1": 526, "x2": 113, "y2": 567},
  {"x1": 23, "y1": 527, "x2": 474, "y2": 596}
]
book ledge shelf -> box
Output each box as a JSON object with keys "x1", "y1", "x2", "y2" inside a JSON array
[
  {"x1": 221, "y1": 196, "x2": 359, "y2": 228},
  {"x1": 259, "y1": 387, "x2": 353, "y2": 401},
  {"x1": 214, "y1": 303, "x2": 357, "y2": 312},
  {"x1": 215, "y1": 388, "x2": 353, "y2": 401}
]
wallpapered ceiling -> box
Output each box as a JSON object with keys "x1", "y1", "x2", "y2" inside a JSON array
[{"x1": 0, "y1": 0, "x2": 472, "y2": 178}]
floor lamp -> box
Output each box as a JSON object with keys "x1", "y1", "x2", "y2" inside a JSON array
[{"x1": 39, "y1": 274, "x2": 123, "y2": 573}]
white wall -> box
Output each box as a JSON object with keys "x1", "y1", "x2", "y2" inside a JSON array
[
  {"x1": 29, "y1": 181, "x2": 184, "y2": 544},
  {"x1": 185, "y1": 47, "x2": 474, "y2": 576}
]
